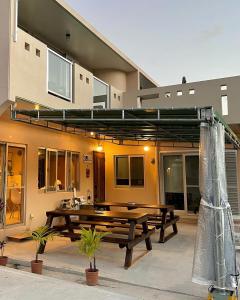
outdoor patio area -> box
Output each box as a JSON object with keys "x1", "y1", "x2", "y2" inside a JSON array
[{"x1": 4, "y1": 223, "x2": 207, "y2": 300}]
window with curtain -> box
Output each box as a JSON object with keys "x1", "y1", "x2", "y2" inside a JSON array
[
  {"x1": 38, "y1": 149, "x2": 80, "y2": 192},
  {"x1": 48, "y1": 49, "x2": 72, "y2": 101},
  {"x1": 115, "y1": 155, "x2": 144, "y2": 187}
]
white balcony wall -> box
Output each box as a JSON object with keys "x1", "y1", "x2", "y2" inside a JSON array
[{"x1": 9, "y1": 28, "x2": 93, "y2": 109}]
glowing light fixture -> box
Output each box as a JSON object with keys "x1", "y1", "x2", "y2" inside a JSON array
[
  {"x1": 144, "y1": 146, "x2": 150, "y2": 152},
  {"x1": 90, "y1": 132, "x2": 94, "y2": 136},
  {"x1": 34, "y1": 104, "x2": 40, "y2": 110},
  {"x1": 97, "y1": 144, "x2": 103, "y2": 152}
]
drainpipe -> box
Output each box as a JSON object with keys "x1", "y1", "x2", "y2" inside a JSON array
[{"x1": 13, "y1": 0, "x2": 18, "y2": 42}]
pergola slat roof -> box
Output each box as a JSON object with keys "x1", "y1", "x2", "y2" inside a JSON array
[{"x1": 11, "y1": 106, "x2": 240, "y2": 147}]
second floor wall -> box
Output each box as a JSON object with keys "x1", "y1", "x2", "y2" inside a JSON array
[{"x1": 125, "y1": 76, "x2": 240, "y2": 125}]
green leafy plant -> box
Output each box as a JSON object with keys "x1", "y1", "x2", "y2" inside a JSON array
[
  {"x1": 31, "y1": 226, "x2": 57, "y2": 262},
  {"x1": 0, "y1": 240, "x2": 6, "y2": 257},
  {"x1": 77, "y1": 228, "x2": 110, "y2": 272}
]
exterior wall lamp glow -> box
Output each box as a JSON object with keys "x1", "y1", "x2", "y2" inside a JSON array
[{"x1": 144, "y1": 146, "x2": 150, "y2": 152}]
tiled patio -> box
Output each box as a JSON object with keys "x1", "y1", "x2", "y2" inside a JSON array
[{"x1": 4, "y1": 223, "x2": 208, "y2": 299}]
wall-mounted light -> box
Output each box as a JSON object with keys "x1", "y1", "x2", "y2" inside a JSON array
[
  {"x1": 90, "y1": 132, "x2": 94, "y2": 136},
  {"x1": 97, "y1": 144, "x2": 103, "y2": 152},
  {"x1": 144, "y1": 146, "x2": 150, "y2": 152},
  {"x1": 34, "y1": 104, "x2": 40, "y2": 110}
]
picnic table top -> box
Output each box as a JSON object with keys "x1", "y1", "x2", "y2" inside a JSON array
[
  {"x1": 95, "y1": 202, "x2": 174, "y2": 211},
  {"x1": 46, "y1": 209, "x2": 149, "y2": 223}
]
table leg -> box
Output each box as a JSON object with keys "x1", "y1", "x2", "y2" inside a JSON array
[
  {"x1": 124, "y1": 222, "x2": 135, "y2": 269},
  {"x1": 38, "y1": 215, "x2": 54, "y2": 254},
  {"x1": 142, "y1": 221, "x2": 152, "y2": 250},
  {"x1": 159, "y1": 210, "x2": 167, "y2": 243},
  {"x1": 170, "y1": 211, "x2": 178, "y2": 234},
  {"x1": 64, "y1": 215, "x2": 76, "y2": 242}
]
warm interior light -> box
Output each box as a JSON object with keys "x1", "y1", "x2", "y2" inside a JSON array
[
  {"x1": 34, "y1": 104, "x2": 40, "y2": 110},
  {"x1": 144, "y1": 146, "x2": 150, "y2": 152},
  {"x1": 90, "y1": 132, "x2": 94, "y2": 136},
  {"x1": 97, "y1": 145, "x2": 103, "y2": 152}
]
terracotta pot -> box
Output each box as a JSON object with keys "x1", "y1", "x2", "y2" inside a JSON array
[
  {"x1": 85, "y1": 268, "x2": 99, "y2": 286},
  {"x1": 0, "y1": 256, "x2": 8, "y2": 266},
  {"x1": 31, "y1": 260, "x2": 43, "y2": 274}
]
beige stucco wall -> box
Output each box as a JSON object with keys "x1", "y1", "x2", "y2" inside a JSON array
[
  {"x1": 0, "y1": 111, "x2": 96, "y2": 235},
  {"x1": 138, "y1": 76, "x2": 240, "y2": 125},
  {"x1": 94, "y1": 70, "x2": 127, "y2": 92},
  {"x1": 0, "y1": 0, "x2": 13, "y2": 108},
  {"x1": 110, "y1": 86, "x2": 124, "y2": 109},
  {"x1": 9, "y1": 28, "x2": 93, "y2": 109},
  {"x1": 104, "y1": 142, "x2": 158, "y2": 209}
]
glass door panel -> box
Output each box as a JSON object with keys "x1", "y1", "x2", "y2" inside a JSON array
[
  {"x1": 6, "y1": 146, "x2": 25, "y2": 225},
  {"x1": 163, "y1": 155, "x2": 184, "y2": 210},
  {"x1": 0, "y1": 145, "x2": 5, "y2": 225},
  {"x1": 185, "y1": 155, "x2": 201, "y2": 213}
]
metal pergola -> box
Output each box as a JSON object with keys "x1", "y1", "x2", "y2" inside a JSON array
[{"x1": 11, "y1": 106, "x2": 240, "y2": 148}]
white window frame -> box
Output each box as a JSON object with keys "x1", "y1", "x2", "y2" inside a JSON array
[
  {"x1": 93, "y1": 76, "x2": 109, "y2": 108},
  {"x1": 47, "y1": 48, "x2": 73, "y2": 102},
  {"x1": 114, "y1": 155, "x2": 145, "y2": 188}
]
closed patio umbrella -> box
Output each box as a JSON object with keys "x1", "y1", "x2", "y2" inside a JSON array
[{"x1": 192, "y1": 122, "x2": 238, "y2": 294}]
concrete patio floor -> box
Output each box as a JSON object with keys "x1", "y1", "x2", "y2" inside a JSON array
[{"x1": 4, "y1": 223, "x2": 207, "y2": 299}]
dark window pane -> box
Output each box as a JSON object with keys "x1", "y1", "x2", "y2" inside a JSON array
[
  {"x1": 116, "y1": 156, "x2": 129, "y2": 185},
  {"x1": 130, "y1": 157, "x2": 144, "y2": 186},
  {"x1": 38, "y1": 149, "x2": 46, "y2": 189},
  {"x1": 57, "y1": 151, "x2": 66, "y2": 191},
  {"x1": 47, "y1": 150, "x2": 57, "y2": 191}
]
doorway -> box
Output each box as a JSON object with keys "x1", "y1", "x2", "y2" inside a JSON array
[
  {"x1": 93, "y1": 151, "x2": 105, "y2": 203},
  {"x1": 161, "y1": 153, "x2": 201, "y2": 213}
]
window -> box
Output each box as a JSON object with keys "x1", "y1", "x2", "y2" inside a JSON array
[
  {"x1": 221, "y1": 85, "x2": 227, "y2": 91},
  {"x1": 25, "y1": 43, "x2": 30, "y2": 51},
  {"x1": 189, "y1": 89, "x2": 195, "y2": 95},
  {"x1": 48, "y1": 49, "x2": 72, "y2": 101},
  {"x1": 38, "y1": 149, "x2": 80, "y2": 192},
  {"x1": 80, "y1": 74, "x2": 83, "y2": 80},
  {"x1": 38, "y1": 148, "x2": 46, "y2": 189},
  {"x1": 118, "y1": 95, "x2": 121, "y2": 101},
  {"x1": 177, "y1": 91, "x2": 183, "y2": 96},
  {"x1": 57, "y1": 151, "x2": 66, "y2": 191},
  {"x1": 165, "y1": 92, "x2": 171, "y2": 98},
  {"x1": 93, "y1": 77, "x2": 109, "y2": 109},
  {"x1": 47, "y1": 150, "x2": 57, "y2": 191},
  {"x1": 86, "y1": 77, "x2": 90, "y2": 84},
  {"x1": 36, "y1": 49, "x2": 40, "y2": 57},
  {"x1": 67, "y1": 152, "x2": 80, "y2": 191},
  {"x1": 221, "y1": 95, "x2": 228, "y2": 116},
  {"x1": 114, "y1": 93, "x2": 117, "y2": 99},
  {"x1": 115, "y1": 155, "x2": 144, "y2": 187}
]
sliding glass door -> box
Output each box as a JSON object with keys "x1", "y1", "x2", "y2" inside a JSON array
[
  {"x1": 162, "y1": 153, "x2": 201, "y2": 213},
  {"x1": 0, "y1": 144, "x2": 6, "y2": 225},
  {"x1": 163, "y1": 155, "x2": 184, "y2": 210},
  {"x1": 5, "y1": 145, "x2": 26, "y2": 225}
]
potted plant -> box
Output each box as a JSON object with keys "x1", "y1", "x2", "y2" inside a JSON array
[
  {"x1": 77, "y1": 228, "x2": 109, "y2": 286},
  {"x1": 0, "y1": 240, "x2": 7, "y2": 266},
  {"x1": 31, "y1": 226, "x2": 56, "y2": 274}
]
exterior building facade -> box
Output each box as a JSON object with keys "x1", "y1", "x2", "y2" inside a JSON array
[{"x1": 0, "y1": 0, "x2": 239, "y2": 236}]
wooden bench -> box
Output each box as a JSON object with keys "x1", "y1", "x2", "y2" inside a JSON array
[
  {"x1": 94, "y1": 203, "x2": 180, "y2": 243},
  {"x1": 39, "y1": 209, "x2": 155, "y2": 268}
]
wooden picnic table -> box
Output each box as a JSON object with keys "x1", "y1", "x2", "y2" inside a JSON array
[
  {"x1": 39, "y1": 209, "x2": 155, "y2": 268},
  {"x1": 94, "y1": 202, "x2": 179, "y2": 243}
]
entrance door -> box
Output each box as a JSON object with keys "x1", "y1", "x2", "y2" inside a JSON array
[
  {"x1": 162, "y1": 153, "x2": 201, "y2": 213},
  {"x1": 5, "y1": 145, "x2": 26, "y2": 225},
  {"x1": 163, "y1": 155, "x2": 184, "y2": 210},
  {"x1": 93, "y1": 151, "x2": 105, "y2": 203}
]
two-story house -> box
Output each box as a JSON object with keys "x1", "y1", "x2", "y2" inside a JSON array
[{"x1": 0, "y1": 0, "x2": 239, "y2": 236}]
